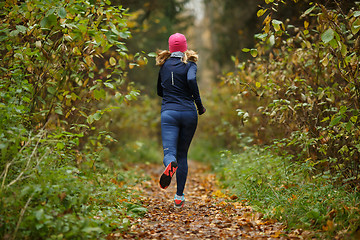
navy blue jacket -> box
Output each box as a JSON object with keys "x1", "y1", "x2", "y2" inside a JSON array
[{"x1": 157, "y1": 56, "x2": 203, "y2": 112}]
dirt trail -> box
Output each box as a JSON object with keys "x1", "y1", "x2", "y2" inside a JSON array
[{"x1": 116, "y1": 161, "x2": 303, "y2": 239}]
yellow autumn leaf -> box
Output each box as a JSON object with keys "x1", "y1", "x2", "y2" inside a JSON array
[
  {"x1": 263, "y1": 14, "x2": 271, "y2": 25},
  {"x1": 72, "y1": 46, "x2": 81, "y2": 55},
  {"x1": 257, "y1": 9, "x2": 267, "y2": 17},
  {"x1": 304, "y1": 20, "x2": 309, "y2": 29},
  {"x1": 250, "y1": 49, "x2": 258, "y2": 57},
  {"x1": 109, "y1": 57, "x2": 116, "y2": 66},
  {"x1": 271, "y1": 231, "x2": 281, "y2": 238},
  {"x1": 320, "y1": 54, "x2": 329, "y2": 67},
  {"x1": 213, "y1": 190, "x2": 227, "y2": 198},
  {"x1": 129, "y1": 63, "x2": 137, "y2": 69},
  {"x1": 264, "y1": 23, "x2": 270, "y2": 34},
  {"x1": 85, "y1": 56, "x2": 92, "y2": 66}
]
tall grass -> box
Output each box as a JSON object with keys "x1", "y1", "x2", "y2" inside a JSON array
[
  {"x1": 215, "y1": 147, "x2": 360, "y2": 239},
  {"x1": 0, "y1": 132, "x2": 148, "y2": 239}
]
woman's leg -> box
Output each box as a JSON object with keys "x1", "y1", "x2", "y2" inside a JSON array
[
  {"x1": 161, "y1": 110, "x2": 180, "y2": 167},
  {"x1": 175, "y1": 110, "x2": 198, "y2": 196}
]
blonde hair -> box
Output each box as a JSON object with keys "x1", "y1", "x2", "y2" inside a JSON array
[{"x1": 156, "y1": 50, "x2": 198, "y2": 66}]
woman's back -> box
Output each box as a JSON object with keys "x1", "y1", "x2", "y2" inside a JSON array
[{"x1": 159, "y1": 57, "x2": 196, "y2": 112}]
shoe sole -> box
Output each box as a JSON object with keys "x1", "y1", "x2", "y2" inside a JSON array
[
  {"x1": 159, "y1": 161, "x2": 178, "y2": 189},
  {"x1": 174, "y1": 200, "x2": 185, "y2": 208}
]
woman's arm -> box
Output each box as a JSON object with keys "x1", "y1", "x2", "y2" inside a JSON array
[
  {"x1": 187, "y1": 62, "x2": 206, "y2": 114},
  {"x1": 157, "y1": 71, "x2": 163, "y2": 97}
]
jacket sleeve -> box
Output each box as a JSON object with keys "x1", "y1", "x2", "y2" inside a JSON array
[
  {"x1": 157, "y1": 71, "x2": 163, "y2": 97},
  {"x1": 187, "y1": 62, "x2": 202, "y2": 106}
]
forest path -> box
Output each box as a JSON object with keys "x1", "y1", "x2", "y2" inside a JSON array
[{"x1": 115, "y1": 161, "x2": 303, "y2": 239}]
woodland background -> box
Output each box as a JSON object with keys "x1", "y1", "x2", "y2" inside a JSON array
[{"x1": 1, "y1": 0, "x2": 359, "y2": 239}]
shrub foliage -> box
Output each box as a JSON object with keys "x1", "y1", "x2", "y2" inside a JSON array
[
  {"x1": 225, "y1": 0, "x2": 360, "y2": 187},
  {"x1": 0, "y1": 0, "x2": 144, "y2": 238}
]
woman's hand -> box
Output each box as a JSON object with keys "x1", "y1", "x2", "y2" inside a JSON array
[{"x1": 198, "y1": 106, "x2": 206, "y2": 115}]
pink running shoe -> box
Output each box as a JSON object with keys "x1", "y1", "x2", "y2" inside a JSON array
[
  {"x1": 174, "y1": 194, "x2": 185, "y2": 208},
  {"x1": 159, "y1": 161, "x2": 178, "y2": 189}
]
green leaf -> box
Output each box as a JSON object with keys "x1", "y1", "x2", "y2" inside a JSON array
[
  {"x1": 82, "y1": 227, "x2": 103, "y2": 234},
  {"x1": 57, "y1": 142, "x2": 65, "y2": 150},
  {"x1": 47, "y1": 86, "x2": 57, "y2": 95},
  {"x1": 16, "y1": 25, "x2": 27, "y2": 34},
  {"x1": 269, "y1": 35, "x2": 275, "y2": 46},
  {"x1": 9, "y1": 30, "x2": 19, "y2": 37},
  {"x1": 129, "y1": 206, "x2": 147, "y2": 215},
  {"x1": 254, "y1": 33, "x2": 268, "y2": 41},
  {"x1": 147, "y1": 52, "x2": 156, "y2": 57},
  {"x1": 35, "y1": 223, "x2": 44, "y2": 230},
  {"x1": 351, "y1": 18, "x2": 360, "y2": 35},
  {"x1": 350, "y1": 116, "x2": 358, "y2": 123},
  {"x1": 87, "y1": 115, "x2": 94, "y2": 124},
  {"x1": 329, "y1": 39, "x2": 338, "y2": 49},
  {"x1": 345, "y1": 121, "x2": 353, "y2": 132},
  {"x1": 109, "y1": 57, "x2": 116, "y2": 66},
  {"x1": 321, "y1": 29, "x2": 334, "y2": 44},
  {"x1": 354, "y1": 11, "x2": 360, "y2": 17},
  {"x1": 119, "y1": 30, "x2": 131, "y2": 39},
  {"x1": 94, "y1": 89, "x2": 106, "y2": 100},
  {"x1": 339, "y1": 106, "x2": 347, "y2": 114},
  {"x1": 321, "y1": 117, "x2": 330, "y2": 122},
  {"x1": 330, "y1": 115, "x2": 342, "y2": 127},
  {"x1": 340, "y1": 41, "x2": 347, "y2": 57},
  {"x1": 58, "y1": 7, "x2": 67, "y2": 18},
  {"x1": 125, "y1": 90, "x2": 140, "y2": 100},
  {"x1": 250, "y1": 49, "x2": 258, "y2": 57},
  {"x1": 122, "y1": 218, "x2": 130, "y2": 227},
  {"x1": 40, "y1": 14, "x2": 57, "y2": 28},
  {"x1": 104, "y1": 82, "x2": 115, "y2": 89},
  {"x1": 301, "y1": 5, "x2": 316, "y2": 18},
  {"x1": 272, "y1": 20, "x2": 283, "y2": 31},
  {"x1": 242, "y1": 48, "x2": 250, "y2": 52},
  {"x1": 55, "y1": 107, "x2": 63, "y2": 115},
  {"x1": 22, "y1": 97, "x2": 31, "y2": 103},
  {"x1": 35, "y1": 209, "x2": 44, "y2": 221},
  {"x1": 93, "y1": 112, "x2": 101, "y2": 121},
  {"x1": 89, "y1": 72, "x2": 94, "y2": 79}
]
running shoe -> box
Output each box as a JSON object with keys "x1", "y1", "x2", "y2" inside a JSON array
[
  {"x1": 174, "y1": 194, "x2": 185, "y2": 208},
  {"x1": 159, "y1": 161, "x2": 178, "y2": 189}
]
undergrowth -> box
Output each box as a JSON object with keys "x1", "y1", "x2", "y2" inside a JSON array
[
  {"x1": 216, "y1": 147, "x2": 360, "y2": 239},
  {"x1": 0, "y1": 139, "x2": 148, "y2": 239}
]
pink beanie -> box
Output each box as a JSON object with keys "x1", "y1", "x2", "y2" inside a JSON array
[{"x1": 168, "y1": 33, "x2": 187, "y2": 53}]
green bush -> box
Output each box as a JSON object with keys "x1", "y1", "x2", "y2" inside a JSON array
[
  {"x1": 223, "y1": 1, "x2": 360, "y2": 186},
  {"x1": 0, "y1": 0, "x2": 149, "y2": 238},
  {"x1": 0, "y1": 143, "x2": 147, "y2": 239},
  {"x1": 216, "y1": 147, "x2": 360, "y2": 238},
  {"x1": 0, "y1": 0, "x2": 139, "y2": 167}
]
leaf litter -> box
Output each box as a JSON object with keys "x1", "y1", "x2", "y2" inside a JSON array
[{"x1": 109, "y1": 161, "x2": 309, "y2": 239}]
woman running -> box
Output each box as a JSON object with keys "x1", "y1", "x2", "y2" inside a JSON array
[{"x1": 156, "y1": 33, "x2": 206, "y2": 208}]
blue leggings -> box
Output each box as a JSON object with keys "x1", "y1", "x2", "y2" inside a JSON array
[{"x1": 161, "y1": 110, "x2": 198, "y2": 196}]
